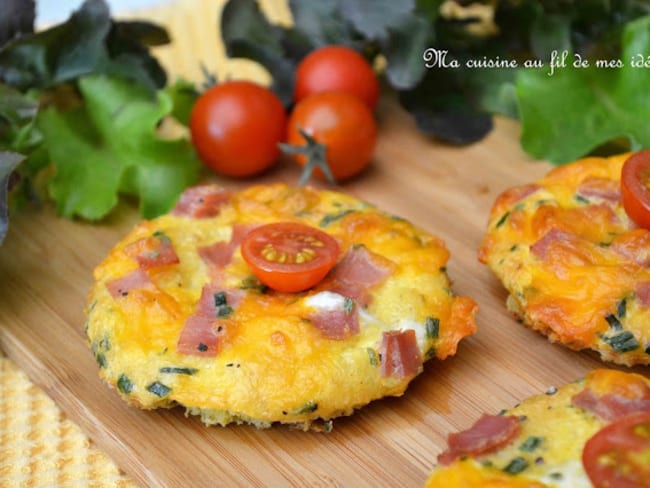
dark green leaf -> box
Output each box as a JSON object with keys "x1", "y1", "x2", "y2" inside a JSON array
[
  {"x1": 383, "y1": 13, "x2": 433, "y2": 90},
  {"x1": 340, "y1": 0, "x2": 416, "y2": 40},
  {"x1": 0, "y1": 0, "x2": 112, "y2": 89},
  {"x1": 165, "y1": 78, "x2": 199, "y2": 126},
  {"x1": 221, "y1": 0, "x2": 295, "y2": 105},
  {"x1": 0, "y1": 151, "x2": 24, "y2": 244},
  {"x1": 288, "y1": 0, "x2": 353, "y2": 48},
  {"x1": 0, "y1": 0, "x2": 35, "y2": 48}
]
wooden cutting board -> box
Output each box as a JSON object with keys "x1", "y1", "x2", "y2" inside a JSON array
[{"x1": 1, "y1": 2, "x2": 644, "y2": 487}]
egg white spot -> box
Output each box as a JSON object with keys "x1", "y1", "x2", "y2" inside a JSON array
[
  {"x1": 398, "y1": 318, "x2": 428, "y2": 351},
  {"x1": 304, "y1": 291, "x2": 346, "y2": 311}
]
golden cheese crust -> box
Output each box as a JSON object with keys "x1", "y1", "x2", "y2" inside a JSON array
[
  {"x1": 86, "y1": 183, "x2": 477, "y2": 429},
  {"x1": 480, "y1": 153, "x2": 650, "y2": 365},
  {"x1": 425, "y1": 369, "x2": 650, "y2": 487}
]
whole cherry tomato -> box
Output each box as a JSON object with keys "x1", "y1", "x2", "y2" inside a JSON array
[
  {"x1": 241, "y1": 222, "x2": 340, "y2": 293},
  {"x1": 621, "y1": 150, "x2": 650, "y2": 229},
  {"x1": 286, "y1": 91, "x2": 377, "y2": 182},
  {"x1": 582, "y1": 412, "x2": 650, "y2": 488},
  {"x1": 189, "y1": 80, "x2": 286, "y2": 178},
  {"x1": 294, "y1": 45, "x2": 379, "y2": 109}
]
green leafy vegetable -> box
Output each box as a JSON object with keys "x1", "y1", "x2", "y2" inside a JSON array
[
  {"x1": 518, "y1": 16, "x2": 650, "y2": 164},
  {"x1": 39, "y1": 75, "x2": 200, "y2": 220}
]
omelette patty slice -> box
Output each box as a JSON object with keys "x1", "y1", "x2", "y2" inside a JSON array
[
  {"x1": 86, "y1": 183, "x2": 477, "y2": 429},
  {"x1": 480, "y1": 153, "x2": 650, "y2": 366}
]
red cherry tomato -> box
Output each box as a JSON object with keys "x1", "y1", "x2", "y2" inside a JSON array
[
  {"x1": 240, "y1": 222, "x2": 340, "y2": 293},
  {"x1": 582, "y1": 412, "x2": 650, "y2": 488},
  {"x1": 286, "y1": 91, "x2": 377, "y2": 182},
  {"x1": 189, "y1": 81, "x2": 286, "y2": 178},
  {"x1": 294, "y1": 45, "x2": 380, "y2": 109},
  {"x1": 621, "y1": 150, "x2": 650, "y2": 229}
]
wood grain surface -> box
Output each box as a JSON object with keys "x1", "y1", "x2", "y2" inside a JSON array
[{"x1": 2, "y1": 1, "x2": 645, "y2": 487}]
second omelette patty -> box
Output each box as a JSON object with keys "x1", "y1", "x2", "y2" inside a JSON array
[{"x1": 480, "y1": 152, "x2": 650, "y2": 366}]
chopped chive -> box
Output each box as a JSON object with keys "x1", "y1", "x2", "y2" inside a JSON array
[
  {"x1": 425, "y1": 347, "x2": 436, "y2": 359},
  {"x1": 605, "y1": 313, "x2": 623, "y2": 330},
  {"x1": 519, "y1": 436, "x2": 543, "y2": 452},
  {"x1": 147, "y1": 381, "x2": 171, "y2": 398},
  {"x1": 574, "y1": 194, "x2": 590, "y2": 204},
  {"x1": 319, "y1": 209, "x2": 354, "y2": 227},
  {"x1": 218, "y1": 305, "x2": 233, "y2": 317},
  {"x1": 510, "y1": 244, "x2": 519, "y2": 252},
  {"x1": 425, "y1": 317, "x2": 440, "y2": 339},
  {"x1": 616, "y1": 298, "x2": 627, "y2": 319},
  {"x1": 295, "y1": 401, "x2": 318, "y2": 414},
  {"x1": 503, "y1": 457, "x2": 528, "y2": 475},
  {"x1": 495, "y1": 211, "x2": 510, "y2": 228},
  {"x1": 95, "y1": 352, "x2": 107, "y2": 368},
  {"x1": 645, "y1": 345, "x2": 650, "y2": 355},
  {"x1": 117, "y1": 374, "x2": 134, "y2": 394},
  {"x1": 602, "y1": 331, "x2": 639, "y2": 353},
  {"x1": 213, "y1": 292, "x2": 227, "y2": 307},
  {"x1": 367, "y1": 348, "x2": 378, "y2": 366},
  {"x1": 343, "y1": 297, "x2": 354, "y2": 314},
  {"x1": 160, "y1": 367, "x2": 198, "y2": 375},
  {"x1": 197, "y1": 343, "x2": 208, "y2": 352}
]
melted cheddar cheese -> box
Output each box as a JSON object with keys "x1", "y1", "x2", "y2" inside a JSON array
[
  {"x1": 86, "y1": 183, "x2": 477, "y2": 429},
  {"x1": 480, "y1": 153, "x2": 650, "y2": 365}
]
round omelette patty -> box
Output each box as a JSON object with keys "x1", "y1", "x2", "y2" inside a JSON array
[
  {"x1": 480, "y1": 153, "x2": 650, "y2": 366},
  {"x1": 86, "y1": 183, "x2": 477, "y2": 429},
  {"x1": 426, "y1": 368, "x2": 650, "y2": 487}
]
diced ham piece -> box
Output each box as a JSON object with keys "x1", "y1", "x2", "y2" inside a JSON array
[
  {"x1": 379, "y1": 329, "x2": 422, "y2": 379},
  {"x1": 106, "y1": 268, "x2": 154, "y2": 299},
  {"x1": 530, "y1": 228, "x2": 577, "y2": 261},
  {"x1": 577, "y1": 177, "x2": 621, "y2": 203},
  {"x1": 611, "y1": 230, "x2": 650, "y2": 267},
  {"x1": 171, "y1": 185, "x2": 232, "y2": 219},
  {"x1": 572, "y1": 385, "x2": 650, "y2": 421},
  {"x1": 309, "y1": 305, "x2": 359, "y2": 340},
  {"x1": 124, "y1": 233, "x2": 179, "y2": 270},
  {"x1": 635, "y1": 282, "x2": 650, "y2": 308},
  {"x1": 321, "y1": 245, "x2": 393, "y2": 307},
  {"x1": 437, "y1": 414, "x2": 522, "y2": 465},
  {"x1": 199, "y1": 224, "x2": 257, "y2": 271},
  {"x1": 176, "y1": 282, "x2": 243, "y2": 357}
]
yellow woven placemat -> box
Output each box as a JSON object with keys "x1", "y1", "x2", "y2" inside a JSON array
[{"x1": 0, "y1": 354, "x2": 137, "y2": 487}]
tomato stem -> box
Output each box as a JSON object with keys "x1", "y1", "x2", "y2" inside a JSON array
[{"x1": 279, "y1": 127, "x2": 337, "y2": 186}]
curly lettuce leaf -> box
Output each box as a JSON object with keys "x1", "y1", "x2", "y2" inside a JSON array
[
  {"x1": 39, "y1": 75, "x2": 200, "y2": 220},
  {"x1": 517, "y1": 16, "x2": 650, "y2": 164}
]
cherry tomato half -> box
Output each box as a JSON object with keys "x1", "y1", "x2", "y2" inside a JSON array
[
  {"x1": 582, "y1": 412, "x2": 650, "y2": 488},
  {"x1": 294, "y1": 45, "x2": 379, "y2": 109},
  {"x1": 240, "y1": 222, "x2": 340, "y2": 293},
  {"x1": 286, "y1": 91, "x2": 377, "y2": 182},
  {"x1": 621, "y1": 150, "x2": 650, "y2": 229},
  {"x1": 189, "y1": 80, "x2": 287, "y2": 178}
]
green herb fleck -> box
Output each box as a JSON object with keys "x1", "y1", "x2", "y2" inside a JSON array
[
  {"x1": 197, "y1": 343, "x2": 208, "y2": 352},
  {"x1": 519, "y1": 436, "x2": 543, "y2": 452},
  {"x1": 425, "y1": 347, "x2": 436, "y2": 359},
  {"x1": 495, "y1": 211, "x2": 510, "y2": 228},
  {"x1": 218, "y1": 305, "x2": 233, "y2": 317},
  {"x1": 574, "y1": 194, "x2": 590, "y2": 204},
  {"x1": 549, "y1": 472, "x2": 564, "y2": 480},
  {"x1": 343, "y1": 297, "x2": 354, "y2": 314},
  {"x1": 503, "y1": 457, "x2": 528, "y2": 475},
  {"x1": 147, "y1": 381, "x2": 171, "y2": 398},
  {"x1": 425, "y1": 317, "x2": 440, "y2": 339},
  {"x1": 95, "y1": 352, "x2": 107, "y2": 368},
  {"x1": 605, "y1": 313, "x2": 623, "y2": 330},
  {"x1": 602, "y1": 331, "x2": 639, "y2": 353},
  {"x1": 295, "y1": 401, "x2": 318, "y2": 414},
  {"x1": 319, "y1": 209, "x2": 354, "y2": 227},
  {"x1": 160, "y1": 367, "x2": 198, "y2": 375},
  {"x1": 240, "y1": 276, "x2": 267, "y2": 293},
  {"x1": 616, "y1": 298, "x2": 627, "y2": 319},
  {"x1": 117, "y1": 374, "x2": 134, "y2": 394},
  {"x1": 367, "y1": 348, "x2": 378, "y2": 366},
  {"x1": 213, "y1": 292, "x2": 227, "y2": 307}
]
